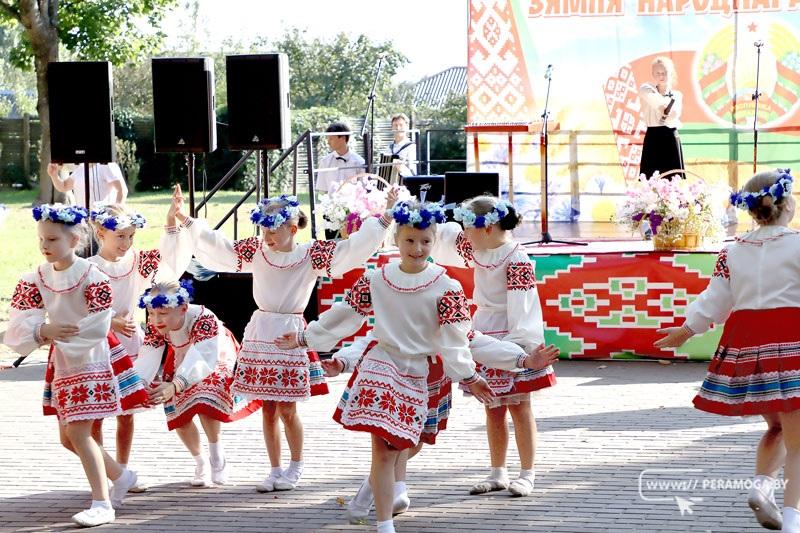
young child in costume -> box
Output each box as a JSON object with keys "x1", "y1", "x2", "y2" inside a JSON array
[
  {"x1": 424, "y1": 196, "x2": 558, "y2": 498},
  {"x1": 86, "y1": 185, "x2": 193, "y2": 484},
  {"x1": 134, "y1": 280, "x2": 260, "y2": 486},
  {"x1": 656, "y1": 169, "x2": 800, "y2": 532},
  {"x1": 5, "y1": 205, "x2": 144, "y2": 526},
  {"x1": 276, "y1": 199, "x2": 495, "y2": 533},
  {"x1": 324, "y1": 327, "x2": 557, "y2": 523},
  {"x1": 176, "y1": 190, "x2": 396, "y2": 491}
]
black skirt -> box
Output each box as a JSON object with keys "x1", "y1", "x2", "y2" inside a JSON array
[{"x1": 639, "y1": 126, "x2": 684, "y2": 179}]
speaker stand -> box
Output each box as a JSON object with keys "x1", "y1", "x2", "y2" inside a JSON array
[
  {"x1": 83, "y1": 159, "x2": 97, "y2": 255},
  {"x1": 186, "y1": 153, "x2": 196, "y2": 217}
]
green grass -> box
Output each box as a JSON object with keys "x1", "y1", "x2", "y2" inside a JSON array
[{"x1": 0, "y1": 189, "x2": 313, "y2": 318}]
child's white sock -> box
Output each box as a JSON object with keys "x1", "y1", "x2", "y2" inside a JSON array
[
  {"x1": 90, "y1": 500, "x2": 112, "y2": 511},
  {"x1": 490, "y1": 466, "x2": 509, "y2": 481},
  {"x1": 376, "y1": 519, "x2": 395, "y2": 533},
  {"x1": 208, "y1": 441, "x2": 224, "y2": 466},
  {"x1": 270, "y1": 466, "x2": 283, "y2": 477},
  {"x1": 393, "y1": 481, "x2": 407, "y2": 497},
  {"x1": 519, "y1": 469, "x2": 535, "y2": 481},
  {"x1": 353, "y1": 477, "x2": 373, "y2": 507},
  {"x1": 193, "y1": 454, "x2": 206, "y2": 466},
  {"x1": 119, "y1": 463, "x2": 127, "y2": 469}
]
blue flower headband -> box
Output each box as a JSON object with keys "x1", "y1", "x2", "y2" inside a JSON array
[
  {"x1": 90, "y1": 205, "x2": 146, "y2": 231},
  {"x1": 390, "y1": 200, "x2": 446, "y2": 229},
  {"x1": 32, "y1": 204, "x2": 88, "y2": 226},
  {"x1": 731, "y1": 169, "x2": 794, "y2": 210},
  {"x1": 453, "y1": 200, "x2": 513, "y2": 229},
  {"x1": 138, "y1": 279, "x2": 194, "y2": 309},
  {"x1": 250, "y1": 195, "x2": 301, "y2": 230}
]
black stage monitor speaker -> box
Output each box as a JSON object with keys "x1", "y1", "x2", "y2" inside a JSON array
[
  {"x1": 401, "y1": 175, "x2": 444, "y2": 203},
  {"x1": 48, "y1": 61, "x2": 115, "y2": 164},
  {"x1": 152, "y1": 57, "x2": 216, "y2": 153},
  {"x1": 226, "y1": 53, "x2": 291, "y2": 150},
  {"x1": 444, "y1": 171, "x2": 501, "y2": 206}
]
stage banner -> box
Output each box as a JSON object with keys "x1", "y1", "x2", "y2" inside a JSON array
[
  {"x1": 317, "y1": 251, "x2": 723, "y2": 360},
  {"x1": 467, "y1": 0, "x2": 800, "y2": 222}
]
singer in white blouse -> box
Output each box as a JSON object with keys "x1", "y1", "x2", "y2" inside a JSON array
[{"x1": 639, "y1": 56, "x2": 685, "y2": 179}]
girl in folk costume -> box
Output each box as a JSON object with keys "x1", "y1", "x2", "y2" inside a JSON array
[
  {"x1": 177, "y1": 190, "x2": 397, "y2": 492},
  {"x1": 134, "y1": 281, "x2": 260, "y2": 487},
  {"x1": 5, "y1": 205, "x2": 145, "y2": 527},
  {"x1": 86, "y1": 186, "x2": 193, "y2": 484},
  {"x1": 324, "y1": 328, "x2": 556, "y2": 524},
  {"x1": 276, "y1": 199, "x2": 495, "y2": 533},
  {"x1": 656, "y1": 169, "x2": 800, "y2": 532},
  {"x1": 426, "y1": 196, "x2": 558, "y2": 498}
]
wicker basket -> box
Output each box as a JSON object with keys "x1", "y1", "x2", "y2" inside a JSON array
[{"x1": 653, "y1": 231, "x2": 701, "y2": 251}]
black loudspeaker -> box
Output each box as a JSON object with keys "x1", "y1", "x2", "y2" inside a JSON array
[
  {"x1": 444, "y1": 171, "x2": 501, "y2": 206},
  {"x1": 48, "y1": 61, "x2": 115, "y2": 164},
  {"x1": 152, "y1": 57, "x2": 217, "y2": 153},
  {"x1": 226, "y1": 53, "x2": 291, "y2": 150},
  {"x1": 401, "y1": 175, "x2": 444, "y2": 203}
]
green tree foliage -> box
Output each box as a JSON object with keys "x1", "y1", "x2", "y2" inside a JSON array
[
  {"x1": 415, "y1": 94, "x2": 467, "y2": 174},
  {"x1": 0, "y1": 0, "x2": 177, "y2": 202},
  {"x1": 268, "y1": 29, "x2": 408, "y2": 117}
]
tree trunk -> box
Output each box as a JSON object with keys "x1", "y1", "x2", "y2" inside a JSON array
[
  {"x1": 34, "y1": 44, "x2": 60, "y2": 203},
  {"x1": 18, "y1": 0, "x2": 60, "y2": 204}
]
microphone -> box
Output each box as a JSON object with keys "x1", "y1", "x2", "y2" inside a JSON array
[
  {"x1": 544, "y1": 64, "x2": 553, "y2": 80},
  {"x1": 754, "y1": 40, "x2": 764, "y2": 48},
  {"x1": 662, "y1": 95, "x2": 675, "y2": 122},
  {"x1": 378, "y1": 52, "x2": 387, "y2": 59}
]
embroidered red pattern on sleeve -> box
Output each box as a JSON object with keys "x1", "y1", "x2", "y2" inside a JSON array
[
  {"x1": 310, "y1": 240, "x2": 337, "y2": 277},
  {"x1": 506, "y1": 262, "x2": 536, "y2": 291},
  {"x1": 455, "y1": 232, "x2": 474, "y2": 266},
  {"x1": 345, "y1": 275, "x2": 373, "y2": 316},
  {"x1": 85, "y1": 281, "x2": 113, "y2": 313},
  {"x1": 233, "y1": 237, "x2": 260, "y2": 272},
  {"x1": 143, "y1": 324, "x2": 166, "y2": 348},
  {"x1": 138, "y1": 250, "x2": 162, "y2": 279},
  {"x1": 712, "y1": 249, "x2": 730, "y2": 280},
  {"x1": 10, "y1": 280, "x2": 44, "y2": 310},
  {"x1": 190, "y1": 313, "x2": 219, "y2": 343},
  {"x1": 437, "y1": 290, "x2": 471, "y2": 325}
]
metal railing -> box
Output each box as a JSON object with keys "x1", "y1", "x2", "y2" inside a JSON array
[
  {"x1": 194, "y1": 125, "x2": 800, "y2": 234},
  {"x1": 192, "y1": 129, "x2": 317, "y2": 240}
]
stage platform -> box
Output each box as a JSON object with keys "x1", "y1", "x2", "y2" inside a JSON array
[{"x1": 316, "y1": 221, "x2": 742, "y2": 361}]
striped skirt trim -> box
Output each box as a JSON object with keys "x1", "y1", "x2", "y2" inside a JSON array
[{"x1": 693, "y1": 308, "x2": 800, "y2": 416}]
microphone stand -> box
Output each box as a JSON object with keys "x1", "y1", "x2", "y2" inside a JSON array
[
  {"x1": 525, "y1": 66, "x2": 586, "y2": 246},
  {"x1": 752, "y1": 40, "x2": 764, "y2": 174},
  {"x1": 360, "y1": 54, "x2": 386, "y2": 174}
]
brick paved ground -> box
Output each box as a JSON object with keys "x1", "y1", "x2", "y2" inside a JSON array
[{"x1": 0, "y1": 353, "x2": 778, "y2": 532}]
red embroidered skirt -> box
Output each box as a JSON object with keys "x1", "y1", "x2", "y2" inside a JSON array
[
  {"x1": 233, "y1": 311, "x2": 329, "y2": 402},
  {"x1": 333, "y1": 342, "x2": 443, "y2": 450},
  {"x1": 693, "y1": 308, "x2": 800, "y2": 416},
  {"x1": 42, "y1": 332, "x2": 148, "y2": 423},
  {"x1": 163, "y1": 328, "x2": 261, "y2": 430}
]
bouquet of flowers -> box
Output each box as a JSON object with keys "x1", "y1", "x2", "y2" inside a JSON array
[
  {"x1": 319, "y1": 178, "x2": 411, "y2": 237},
  {"x1": 616, "y1": 173, "x2": 728, "y2": 249}
]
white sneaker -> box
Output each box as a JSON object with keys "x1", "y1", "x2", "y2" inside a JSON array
[
  {"x1": 747, "y1": 488, "x2": 781, "y2": 530},
  {"x1": 191, "y1": 457, "x2": 212, "y2": 487},
  {"x1": 110, "y1": 470, "x2": 138, "y2": 507},
  {"x1": 508, "y1": 476, "x2": 534, "y2": 497},
  {"x1": 346, "y1": 477, "x2": 373, "y2": 524},
  {"x1": 255, "y1": 470, "x2": 283, "y2": 493},
  {"x1": 72, "y1": 506, "x2": 115, "y2": 527},
  {"x1": 273, "y1": 467, "x2": 303, "y2": 491},
  {"x1": 211, "y1": 458, "x2": 228, "y2": 485},
  {"x1": 392, "y1": 491, "x2": 410, "y2": 515},
  {"x1": 128, "y1": 478, "x2": 149, "y2": 493}
]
